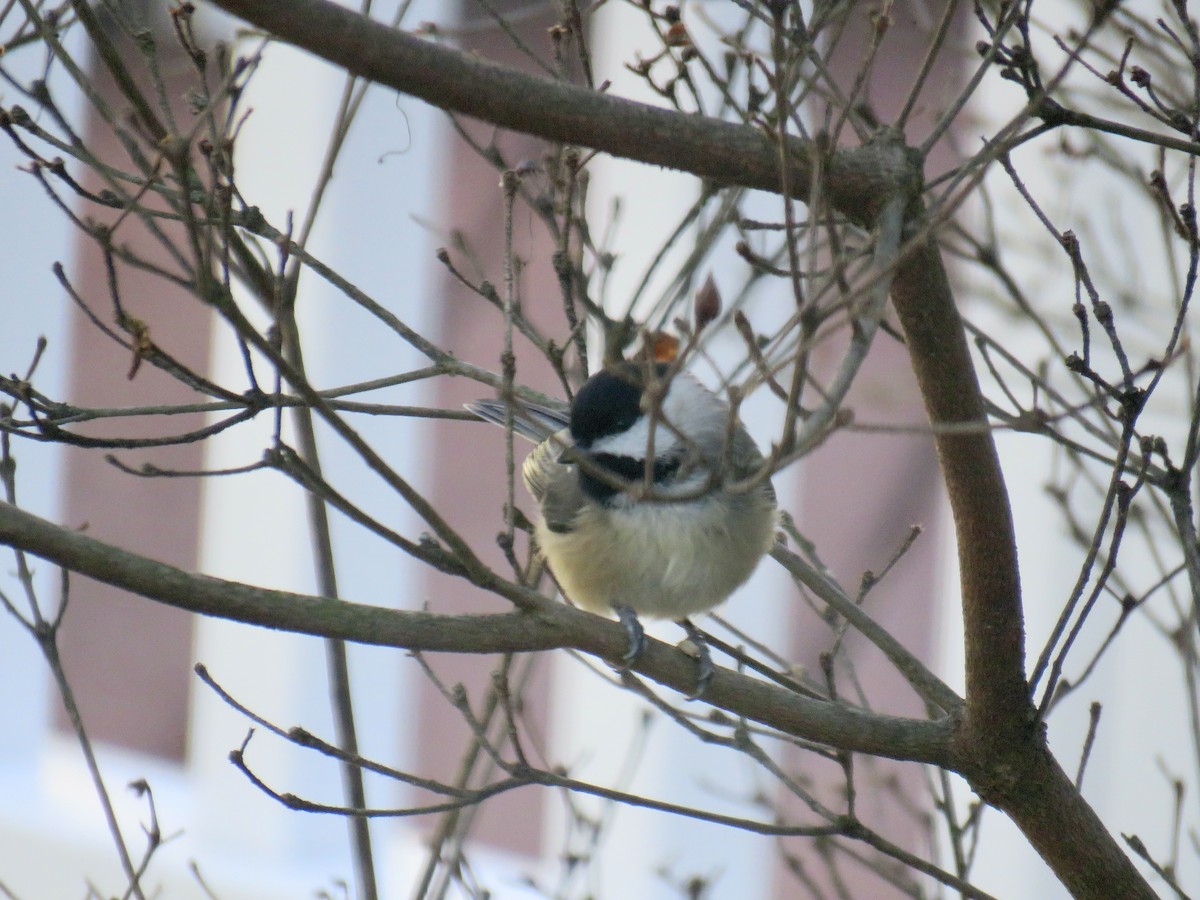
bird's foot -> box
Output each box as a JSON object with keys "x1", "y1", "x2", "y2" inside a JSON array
[
  {"x1": 679, "y1": 619, "x2": 714, "y2": 700},
  {"x1": 613, "y1": 604, "x2": 646, "y2": 670}
]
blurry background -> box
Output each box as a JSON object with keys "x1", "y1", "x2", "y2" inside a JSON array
[{"x1": 0, "y1": 2, "x2": 1192, "y2": 898}]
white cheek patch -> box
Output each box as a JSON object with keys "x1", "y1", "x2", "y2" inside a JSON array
[{"x1": 589, "y1": 413, "x2": 675, "y2": 458}]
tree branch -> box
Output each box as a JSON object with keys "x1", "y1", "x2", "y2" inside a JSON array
[
  {"x1": 202, "y1": 0, "x2": 916, "y2": 224},
  {"x1": 888, "y1": 236, "x2": 1153, "y2": 899},
  {"x1": 0, "y1": 499, "x2": 954, "y2": 766},
  {"x1": 889, "y1": 234, "x2": 1028, "y2": 743}
]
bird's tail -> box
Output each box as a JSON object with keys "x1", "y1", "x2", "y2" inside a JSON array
[{"x1": 464, "y1": 397, "x2": 570, "y2": 444}]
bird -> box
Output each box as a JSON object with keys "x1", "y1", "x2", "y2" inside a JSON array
[{"x1": 468, "y1": 361, "x2": 778, "y2": 696}]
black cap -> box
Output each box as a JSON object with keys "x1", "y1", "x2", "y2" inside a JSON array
[
  {"x1": 570, "y1": 363, "x2": 673, "y2": 448},
  {"x1": 569, "y1": 368, "x2": 643, "y2": 449}
]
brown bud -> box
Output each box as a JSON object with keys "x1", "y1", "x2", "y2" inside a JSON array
[{"x1": 694, "y1": 273, "x2": 722, "y2": 332}]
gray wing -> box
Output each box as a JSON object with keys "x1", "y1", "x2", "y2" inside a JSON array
[
  {"x1": 725, "y1": 424, "x2": 777, "y2": 504},
  {"x1": 522, "y1": 430, "x2": 585, "y2": 534}
]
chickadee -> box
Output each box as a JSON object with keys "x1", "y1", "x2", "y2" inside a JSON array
[{"x1": 469, "y1": 363, "x2": 778, "y2": 695}]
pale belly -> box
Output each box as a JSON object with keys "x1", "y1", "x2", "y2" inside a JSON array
[{"x1": 536, "y1": 495, "x2": 776, "y2": 620}]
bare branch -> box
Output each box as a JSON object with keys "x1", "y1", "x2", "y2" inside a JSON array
[{"x1": 0, "y1": 499, "x2": 956, "y2": 764}]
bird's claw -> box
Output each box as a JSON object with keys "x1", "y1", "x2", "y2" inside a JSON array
[
  {"x1": 680, "y1": 619, "x2": 714, "y2": 700},
  {"x1": 610, "y1": 610, "x2": 713, "y2": 699},
  {"x1": 614, "y1": 604, "x2": 646, "y2": 670}
]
